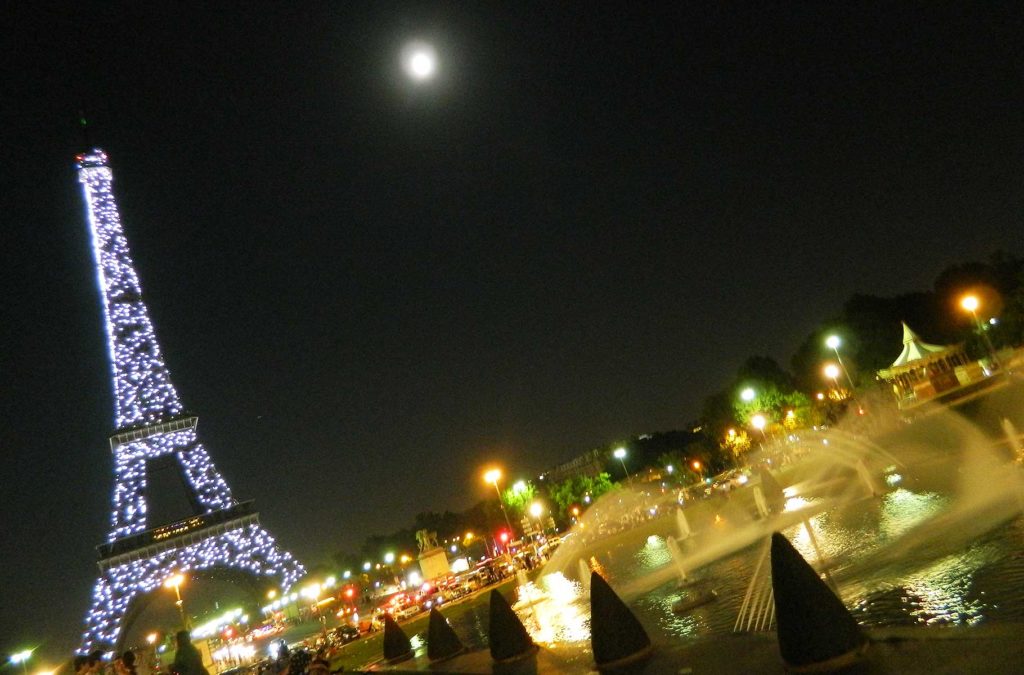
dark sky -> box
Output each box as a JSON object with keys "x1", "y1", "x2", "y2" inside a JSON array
[{"x1": 2, "y1": 1, "x2": 1022, "y2": 660}]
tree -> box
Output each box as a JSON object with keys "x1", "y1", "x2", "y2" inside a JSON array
[
  {"x1": 501, "y1": 481, "x2": 537, "y2": 521},
  {"x1": 737, "y1": 355, "x2": 795, "y2": 392},
  {"x1": 549, "y1": 472, "x2": 617, "y2": 518}
]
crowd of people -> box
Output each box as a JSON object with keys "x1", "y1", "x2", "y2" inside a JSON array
[{"x1": 72, "y1": 631, "x2": 208, "y2": 675}]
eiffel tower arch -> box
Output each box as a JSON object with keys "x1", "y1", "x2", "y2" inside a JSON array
[{"x1": 75, "y1": 149, "x2": 304, "y2": 651}]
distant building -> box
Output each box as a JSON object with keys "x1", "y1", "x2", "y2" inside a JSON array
[{"x1": 538, "y1": 448, "x2": 605, "y2": 484}]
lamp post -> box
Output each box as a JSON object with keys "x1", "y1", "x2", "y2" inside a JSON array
[
  {"x1": 740, "y1": 387, "x2": 756, "y2": 402},
  {"x1": 10, "y1": 650, "x2": 32, "y2": 675},
  {"x1": 613, "y1": 447, "x2": 631, "y2": 481},
  {"x1": 960, "y1": 295, "x2": 1002, "y2": 370},
  {"x1": 824, "y1": 335, "x2": 856, "y2": 391},
  {"x1": 751, "y1": 413, "x2": 768, "y2": 444},
  {"x1": 823, "y1": 363, "x2": 842, "y2": 397},
  {"x1": 484, "y1": 468, "x2": 515, "y2": 560},
  {"x1": 163, "y1": 573, "x2": 189, "y2": 630},
  {"x1": 691, "y1": 459, "x2": 704, "y2": 483},
  {"x1": 528, "y1": 501, "x2": 545, "y2": 562}
]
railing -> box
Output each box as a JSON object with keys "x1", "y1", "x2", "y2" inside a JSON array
[
  {"x1": 108, "y1": 415, "x2": 198, "y2": 450},
  {"x1": 97, "y1": 501, "x2": 255, "y2": 562}
]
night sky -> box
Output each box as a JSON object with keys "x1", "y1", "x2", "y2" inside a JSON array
[{"x1": 2, "y1": 1, "x2": 1022, "y2": 660}]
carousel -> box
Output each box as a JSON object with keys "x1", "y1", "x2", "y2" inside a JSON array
[{"x1": 876, "y1": 322, "x2": 983, "y2": 410}]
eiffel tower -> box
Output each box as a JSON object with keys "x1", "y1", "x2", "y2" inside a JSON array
[{"x1": 76, "y1": 149, "x2": 304, "y2": 651}]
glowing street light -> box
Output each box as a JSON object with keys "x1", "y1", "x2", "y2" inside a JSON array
[
  {"x1": 146, "y1": 633, "x2": 158, "y2": 646},
  {"x1": 163, "y1": 573, "x2": 189, "y2": 629},
  {"x1": 362, "y1": 561, "x2": 371, "y2": 571},
  {"x1": 824, "y1": 334, "x2": 856, "y2": 391},
  {"x1": 383, "y1": 552, "x2": 395, "y2": 565},
  {"x1": 613, "y1": 447, "x2": 632, "y2": 481},
  {"x1": 511, "y1": 480, "x2": 527, "y2": 494},
  {"x1": 527, "y1": 501, "x2": 545, "y2": 561},
  {"x1": 690, "y1": 459, "x2": 704, "y2": 481},
  {"x1": 960, "y1": 294, "x2": 1002, "y2": 369},
  {"x1": 483, "y1": 467, "x2": 516, "y2": 550},
  {"x1": 823, "y1": 362, "x2": 842, "y2": 396},
  {"x1": 740, "y1": 387, "x2": 756, "y2": 402},
  {"x1": 750, "y1": 414, "x2": 768, "y2": 443},
  {"x1": 10, "y1": 651, "x2": 32, "y2": 675}
]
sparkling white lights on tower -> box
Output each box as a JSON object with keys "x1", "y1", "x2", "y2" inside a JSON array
[{"x1": 75, "y1": 149, "x2": 305, "y2": 653}]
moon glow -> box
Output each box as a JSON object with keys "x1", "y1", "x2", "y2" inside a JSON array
[{"x1": 403, "y1": 43, "x2": 437, "y2": 81}]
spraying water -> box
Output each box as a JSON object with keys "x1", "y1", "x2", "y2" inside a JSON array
[
  {"x1": 523, "y1": 382, "x2": 1024, "y2": 656},
  {"x1": 665, "y1": 535, "x2": 688, "y2": 583},
  {"x1": 675, "y1": 507, "x2": 692, "y2": 539},
  {"x1": 577, "y1": 558, "x2": 591, "y2": 592}
]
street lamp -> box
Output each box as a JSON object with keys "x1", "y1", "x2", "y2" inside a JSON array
[
  {"x1": 528, "y1": 501, "x2": 545, "y2": 561},
  {"x1": 824, "y1": 335, "x2": 856, "y2": 391},
  {"x1": 163, "y1": 573, "x2": 189, "y2": 630},
  {"x1": 740, "y1": 387, "x2": 756, "y2": 402},
  {"x1": 613, "y1": 447, "x2": 631, "y2": 481},
  {"x1": 823, "y1": 363, "x2": 842, "y2": 397},
  {"x1": 691, "y1": 459, "x2": 704, "y2": 482},
  {"x1": 484, "y1": 468, "x2": 516, "y2": 555},
  {"x1": 10, "y1": 650, "x2": 32, "y2": 675},
  {"x1": 960, "y1": 294, "x2": 1002, "y2": 369},
  {"x1": 751, "y1": 413, "x2": 768, "y2": 442}
]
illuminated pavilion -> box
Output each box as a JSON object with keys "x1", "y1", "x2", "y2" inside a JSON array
[{"x1": 876, "y1": 322, "x2": 980, "y2": 410}]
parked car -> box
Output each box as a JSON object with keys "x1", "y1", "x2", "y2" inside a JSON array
[{"x1": 333, "y1": 624, "x2": 359, "y2": 644}]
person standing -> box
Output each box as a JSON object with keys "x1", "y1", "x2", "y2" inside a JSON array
[
  {"x1": 170, "y1": 631, "x2": 208, "y2": 675},
  {"x1": 116, "y1": 651, "x2": 137, "y2": 675}
]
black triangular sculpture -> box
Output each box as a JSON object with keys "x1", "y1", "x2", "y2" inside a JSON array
[
  {"x1": 382, "y1": 614, "x2": 413, "y2": 663},
  {"x1": 488, "y1": 589, "x2": 537, "y2": 662},
  {"x1": 590, "y1": 571, "x2": 652, "y2": 670},
  {"x1": 771, "y1": 532, "x2": 868, "y2": 671},
  {"x1": 427, "y1": 607, "x2": 466, "y2": 662},
  {"x1": 760, "y1": 468, "x2": 785, "y2": 514}
]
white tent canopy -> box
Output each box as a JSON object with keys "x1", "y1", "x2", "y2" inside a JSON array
[{"x1": 891, "y1": 321, "x2": 949, "y2": 367}]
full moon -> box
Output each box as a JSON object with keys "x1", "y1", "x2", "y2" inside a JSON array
[{"x1": 403, "y1": 43, "x2": 437, "y2": 81}]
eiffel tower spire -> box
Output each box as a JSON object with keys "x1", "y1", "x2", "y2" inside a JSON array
[
  {"x1": 75, "y1": 148, "x2": 304, "y2": 652},
  {"x1": 78, "y1": 148, "x2": 183, "y2": 429}
]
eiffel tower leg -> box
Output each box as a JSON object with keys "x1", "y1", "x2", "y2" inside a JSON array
[
  {"x1": 175, "y1": 438, "x2": 234, "y2": 511},
  {"x1": 111, "y1": 453, "x2": 147, "y2": 540},
  {"x1": 81, "y1": 522, "x2": 304, "y2": 652}
]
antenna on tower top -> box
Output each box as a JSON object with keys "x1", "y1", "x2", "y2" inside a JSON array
[{"x1": 78, "y1": 109, "x2": 92, "y2": 150}]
